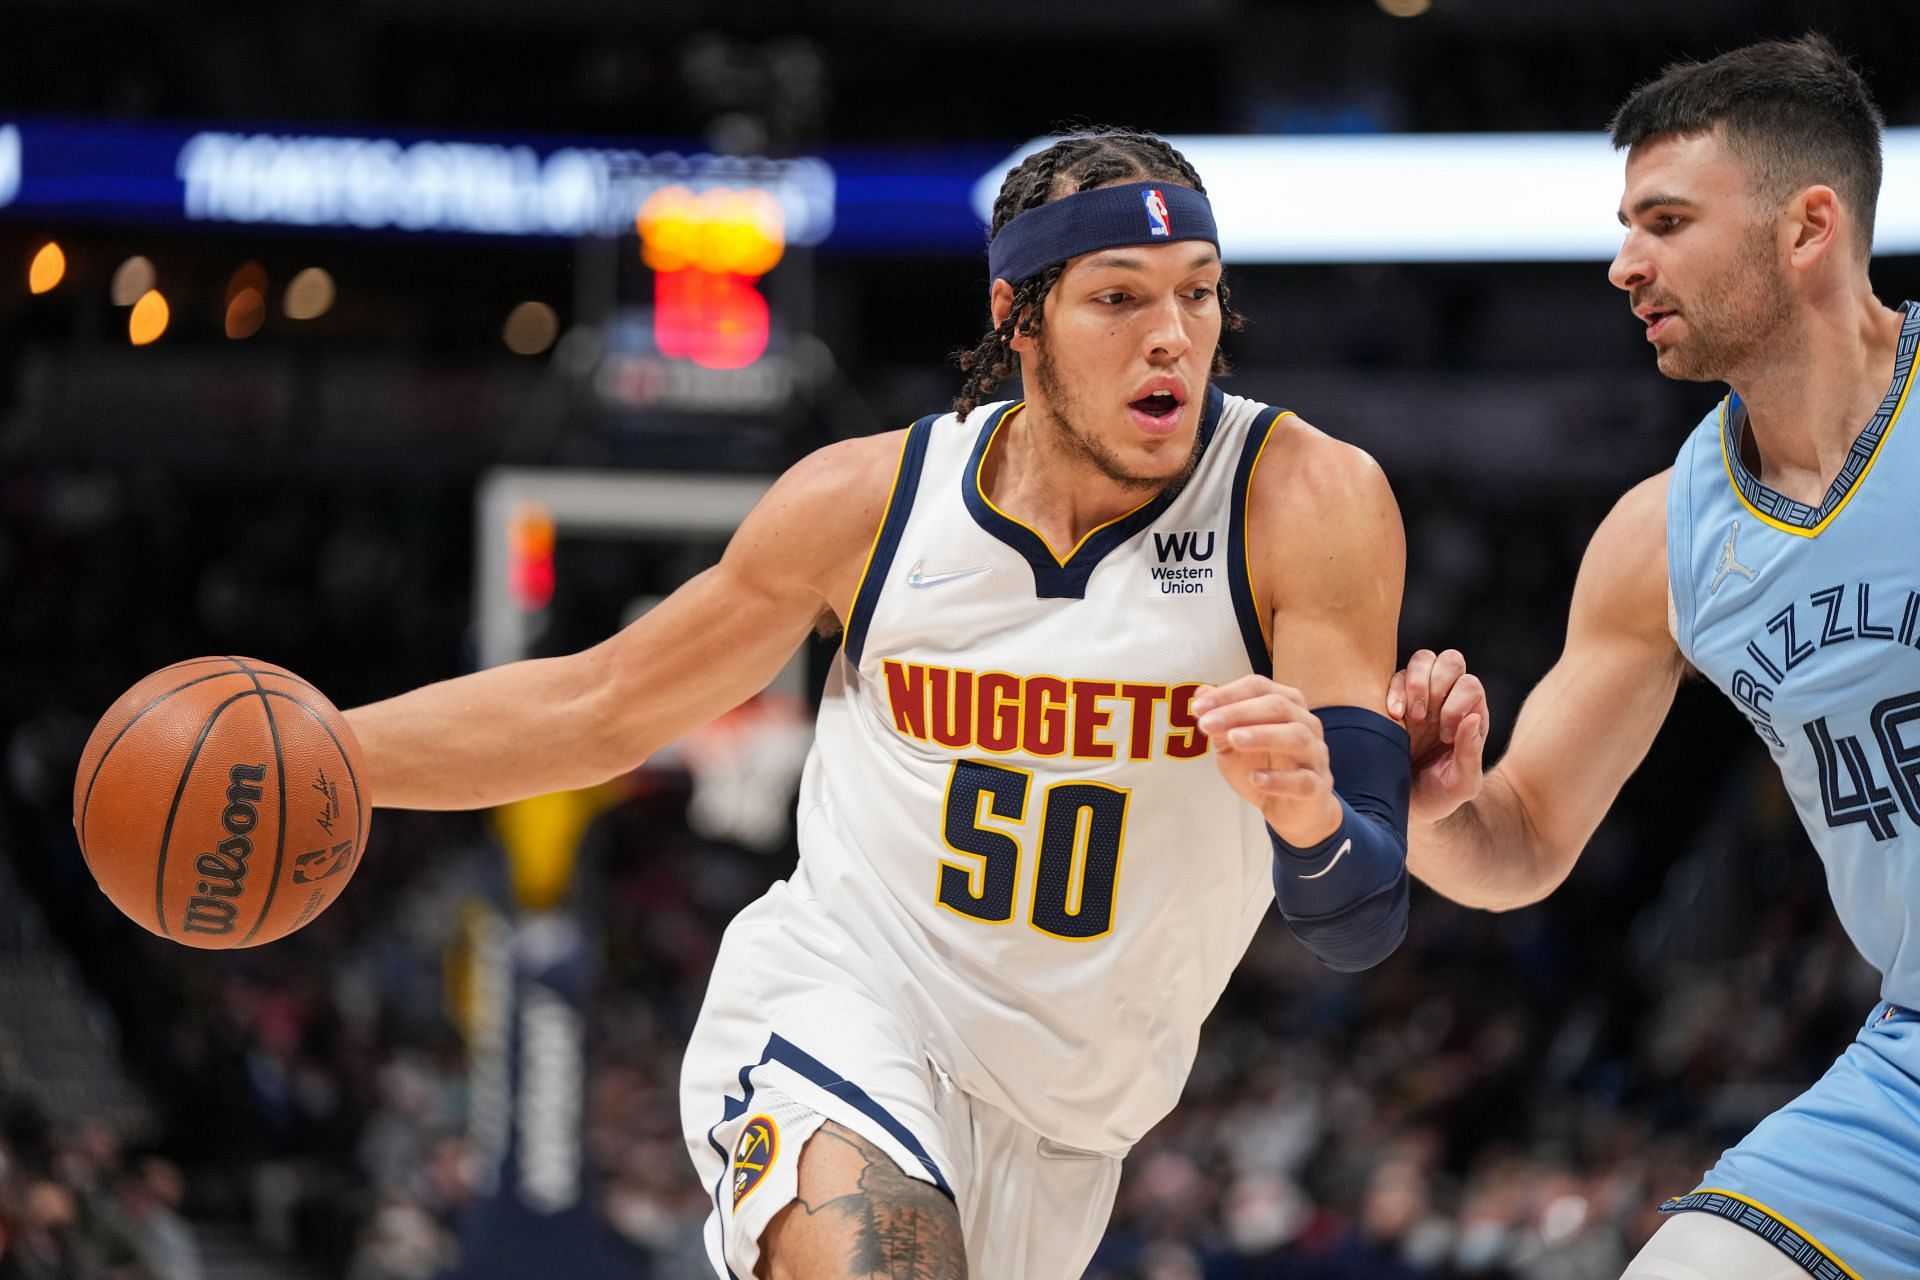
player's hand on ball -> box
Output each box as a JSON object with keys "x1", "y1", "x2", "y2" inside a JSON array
[
  {"x1": 1387, "y1": 647, "x2": 1488, "y2": 825},
  {"x1": 1191, "y1": 678, "x2": 1342, "y2": 847}
]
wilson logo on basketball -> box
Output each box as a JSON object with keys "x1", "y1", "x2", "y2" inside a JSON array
[
  {"x1": 731, "y1": 1115, "x2": 778, "y2": 1208},
  {"x1": 182, "y1": 763, "x2": 265, "y2": 936}
]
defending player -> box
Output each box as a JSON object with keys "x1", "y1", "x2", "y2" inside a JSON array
[
  {"x1": 1395, "y1": 37, "x2": 1920, "y2": 1280},
  {"x1": 344, "y1": 130, "x2": 1416, "y2": 1279}
]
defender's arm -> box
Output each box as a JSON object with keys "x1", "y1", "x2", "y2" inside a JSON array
[
  {"x1": 1409, "y1": 470, "x2": 1685, "y2": 910},
  {"x1": 345, "y1": 432, "x2": 905, "y2": 810}
]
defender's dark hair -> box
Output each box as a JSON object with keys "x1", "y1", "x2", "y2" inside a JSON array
[
  {"x1": 1609, "y1": 34, "x2": 1885, "y2": 255},
  {"x1": 952, "y1": 127, "x2": 1244, "y2": 416}
]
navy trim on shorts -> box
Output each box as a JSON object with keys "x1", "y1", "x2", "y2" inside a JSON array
[
  {"x1": 844, "y1": 415, "x2": 938, "y2": 668},
  {"x1": 1659, "y1": 1190, "x2": 1857, "y2": 1280},
  {"x1": 704, "y1": 1032, "x2": 955, "y2": 1262},
  {"x1": 1226, "y1": 406, "x2": 1288, "y2": 675},
  {"x1": 961, "y1": 385, "x2": 1225, "y2": 600}
]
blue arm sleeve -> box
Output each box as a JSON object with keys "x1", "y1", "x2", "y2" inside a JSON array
[{"x1": 1271, "y1": 706, "x2": 1411, "y2": 973}]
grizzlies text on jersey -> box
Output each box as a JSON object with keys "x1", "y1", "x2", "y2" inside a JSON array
[
  {"x1": 1663, "y1": 300, "x2": 1920, "y2": 1280},
  {"x1": 1669, "y1": 299, "x2": 1920, "y2": 1007}
]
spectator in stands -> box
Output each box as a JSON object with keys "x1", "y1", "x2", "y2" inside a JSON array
[
  {"x1": 115, "y1": 1160, "x2": 200, "y2": 1280},
  {"x1": 2, "y1": 1180, "x2": 86, "y2": 1280}
]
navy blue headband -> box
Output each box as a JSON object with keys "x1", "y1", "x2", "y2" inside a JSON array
[{"x1": 986, "y1": 180, "x2": 1220, "y2": 284}]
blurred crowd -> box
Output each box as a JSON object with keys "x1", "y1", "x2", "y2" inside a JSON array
[
  {"x1": 0, "y1": 1111, "x2": 201, "y2": 1280},
  {"x1": 0, "y1": 460, "x2": 1884, "y2": 1280}
]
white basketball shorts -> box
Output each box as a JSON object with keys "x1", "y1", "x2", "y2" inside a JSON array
[{"x1": 679, "y1": 881, "x2": 1123, "y2": 1279}]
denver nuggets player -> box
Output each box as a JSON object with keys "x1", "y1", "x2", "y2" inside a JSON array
[
  {"x1": 344, "y1": 129, "x2": 1417, "y2": 1279},
  {"x1": 1394, "y1": 38, "x2": 1920, "y2": 1280}
]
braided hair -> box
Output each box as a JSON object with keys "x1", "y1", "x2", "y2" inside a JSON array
[{"x1": 952, "y1": 127, "x2": 1244, "y2": 417}]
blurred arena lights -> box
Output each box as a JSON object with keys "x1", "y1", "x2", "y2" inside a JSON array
[
  {"x1": 978, "y1": 129, "x2": 1920, "y2": 261},
  {"x1": 224, "y1": 261, "x2": 268, "y2": 338},
  {"x1": 503, "y1": 302, "x2": 560, "y2": 356},
  {"x1": 225, "y1": 260, "x2": 268, "y2": 301},
  {"x1": 1377, "y1": 0, "x2": 1432, "y2": 15},
  {"x1": 0, "y1": 124, "x2": 17, "y2": 206},
  {"x1": 109, "y1": 256, "x2": 155, "y2": 306},
  {"x1": 507, "y1": 502, "x2": 556, "y2": 612},
  {"x1": 651, "y1": 272, "x2": 771, "y2": 370},
  {"x1": 225, "y1": 289, "x2": 266, "y2": 339},
  {"x1": 637, "y1": 186, "x2": 786, "y2": 276},
  {"x1": 553, "y1": 324, "x2": 601, "y2": 376},
  {"x1": 174, "y1": 130, "x2": 835, "y2": 244},
  {"x1": 283, "y1": 267, "x2": 335, "y2": 320},
  {"x1": 5, "y1": 116, "x2": 1920, "y2": 262},
  {"x1": 636, "y1": 184, "x2": 783, "y2": 370},
  {"x1": 27, "y1": 241, "x2": 64, "y2": 293},
  {"x1": 128, "y1": 289, "x2": 168, "y2": 345}
]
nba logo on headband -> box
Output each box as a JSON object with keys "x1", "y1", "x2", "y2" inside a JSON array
[
  {"x1": 985, "y1": 181, "x2": 1216, "y2": 284},
  {"x1": 1142, "y1": 189, "x2": 1171, "y2": 237}
]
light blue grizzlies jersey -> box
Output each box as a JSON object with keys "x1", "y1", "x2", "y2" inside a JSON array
[{"x1": 1668, "y1": 300, "x2": 1920, "y2": 1007}]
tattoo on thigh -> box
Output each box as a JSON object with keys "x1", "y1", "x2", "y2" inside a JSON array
[{"x1": 793, "y1": 1126, "x2": 965, "y2": 1279}]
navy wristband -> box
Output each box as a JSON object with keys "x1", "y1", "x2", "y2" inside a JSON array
[{"x1": 1272, "y1": 707, "x2": 1411, "y2": 971}]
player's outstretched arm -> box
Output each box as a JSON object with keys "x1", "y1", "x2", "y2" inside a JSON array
[
  {"x1": 1194, "y1": 419, "x2": 1410, "y2": 970},
  {"x1": 1399, "y1": 470, "x2": 1684, "y2": 910},
  {"x1": 344, "y1": 433, "x2": 905, "y2": 810}
]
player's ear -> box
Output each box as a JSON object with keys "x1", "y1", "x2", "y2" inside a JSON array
[
  {"x1": 1785, "y1": 183, "x2": 1842, "y2": 268},
  {"x1": 989, "y1": 278, "x2": 1015, "y2": 329}
]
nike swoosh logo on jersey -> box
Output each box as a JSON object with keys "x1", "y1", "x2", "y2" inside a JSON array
[
  {"x1": 905, "y1": 559, "x2": 990, "y2": 589},
  {"x1": 1298, "y1": 838, "x2": 1351, "y2": 880}
]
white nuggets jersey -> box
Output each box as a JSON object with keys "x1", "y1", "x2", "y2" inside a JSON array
[
  {"x1": 793, "y1": 386, "x2": 1287, "y2": 1154},
  {"x1": 1669, "y1": 301, "x2": 1920, "y2": 1006}
]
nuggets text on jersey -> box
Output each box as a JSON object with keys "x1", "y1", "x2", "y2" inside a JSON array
[{"x1": 881, "y1": 661, "x2": 1210, "y2": 760}]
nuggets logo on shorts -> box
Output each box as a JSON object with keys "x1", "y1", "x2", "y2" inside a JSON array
[
  {"x1": 731, "y1": 1115, "x2": 779, "y2": 1208},
  {"x1": 1142, "y1": 188, "x2": 1171, "y2": 237}
]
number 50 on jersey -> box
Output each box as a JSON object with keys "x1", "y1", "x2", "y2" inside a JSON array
[{"x1": 938, "y1": 760, "x2": 1130, "y2": 941}]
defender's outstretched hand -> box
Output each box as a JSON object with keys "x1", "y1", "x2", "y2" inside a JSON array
[
  {"x1": 1388, "y1": 648, "x2": 1488, "y2": 825},
  {"x1": 1192, "y1": 677, "x2": 1344, "y2": 848}
]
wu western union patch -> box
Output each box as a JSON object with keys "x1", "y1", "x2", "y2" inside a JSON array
[{"x1": 732, "y1": 1115, "x2": 779, "y2": 1208}]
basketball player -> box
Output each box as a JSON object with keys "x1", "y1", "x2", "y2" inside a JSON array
[
  {"x1": 344, "y1": 130, "x2": 1419, "y2": 1279},
  {"x1": 1391, "y1": 37, "x2": 1920, "y2": 1280}
]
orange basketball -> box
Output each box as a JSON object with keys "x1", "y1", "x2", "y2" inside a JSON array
[{"x1": 72, "y1": 656, "x2": 371, "y2": 948}]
